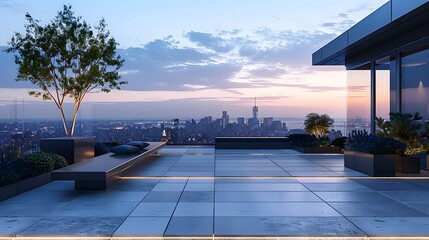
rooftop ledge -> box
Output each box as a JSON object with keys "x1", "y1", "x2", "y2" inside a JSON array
[{"x1": 312, "y1": 0, "x2": 429, "y2": 66}]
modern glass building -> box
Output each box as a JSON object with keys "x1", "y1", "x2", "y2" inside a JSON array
[{"x1": 313, "y1": 1, "x2": 429, "y2": 134}]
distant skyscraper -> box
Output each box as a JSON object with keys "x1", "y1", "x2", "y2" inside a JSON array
[
  {"x1": 237, "y1": 117, "x2": 245, "y2": 125},
  {"x1": 250, "y1": 98, "x2": 259, "y2": 128},
  {"x1": 169, "y1": 119, "x2": 179, "y2": 144},
  {"x1": 252, "y1": 97, "x2": 258, "y2": 119},
  {"x1": 221, "y1": 111, "x2": 229, "y2": 128}
]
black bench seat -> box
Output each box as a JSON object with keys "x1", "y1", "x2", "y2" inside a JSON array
[{"x1": 52, "y1": 142, "x2": 166, "y2": 190}]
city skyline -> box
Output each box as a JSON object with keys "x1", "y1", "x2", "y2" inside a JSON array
[{"x1": 0, "y1": 0, "x2": 388, "y2": 119}]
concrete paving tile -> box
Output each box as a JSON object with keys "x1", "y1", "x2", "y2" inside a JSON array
[
  {"x1": 0, "y1": 202, "x2": 67, "y2": 217},
  {"x1": 2, "y1": 190, "x2": 81, "y2": 204},
  {"x1": 72, "y1": 191, "x2": 148, "y2": 203},
  {"x1": 109, "y1": 179, "x2": 160, "y2": 192},
  {"x1": 184, "y1": 183, "x2": 214, "y2": 191},
  {"x1": 348, "y1": 217, "x2": 429, "y2": 236},
  {"x1": 315, "y1": 191, "x2": 397, "y2": 202},
  {"x1": 352, "y1": 179, "x2": 429, "y2": 191},
  {"x1": 48, "y1": 201, "x2": 137, "y2": 217},
  {"x1": 151, "y1": 183, "x2": 186, "y2": 192},
  {"x1": 130, "y1": 202, "x2": 176, "y2": 217},
  {"x1": 215, "y1": 178, "x2": 298, "y2": 183},
  {"x1": 17, "y1": 217, "x2": 125, "y2": 236},
  {"x1": 30, "y1": 180, "x2": 75, "y2": 192},
  {"x1": 215, "y1": 217, "x2": 365, "y2": 236},
  {"x1": 281, "y1": 166, "x2": 332, "y2": 172},
  {"x1": 287, "y1": 171, "x2": 342, "y2": 177},
  {"x1": 180, "y1": 191, "x2": 214, "y2": 202},
  {"x1": 380, "y1": 191, "x2": 429, "y2": 203},
  {"x1": 215, "y1": 202, "x2": 340, "y2": 217},
  {"x1": 215, "y1": 191, "x2": 321, "y2": 202},
  {"x1": 164, "y1": 217, "x2": 213, "y2": 236},
  {"x1": 215, "y1": 166, "x2": 282, "y2": 171},
  {"x1": 165, "y1": 171, "x2": 214, "y2": 177},
  {"x1": 407, "y1": 203, "x2": 429, "y2": 215},
  {"x1": 173, "y1": 202, "x2": 213, "y2": 216},
  {"x1": 143, "y1": 191, "x2": 182, "y2": 202},
  {"x1": 215, "y1": 183, "x2": 308, "y2": 192},
  {"x1": 113, "y1": 217, "x2": 170, "y2": 236},
  {"x1": 158, "y1": 179, "x2": 188, "y2": 183},
  {"x1": 215, "y1": 171, "x2": 290, "y2": 177},
  {"x1": 330, "y1": 202, "x2": 428, "y2": 217},
  {"x1": 0, "y1": 217, "x2": 41, "y2": 236},
  {"x1": 303, "y1": 183, "x2": 373, "y2": 192},
  {"x1": 297, "y1": 178, "x2": 356, "y2": 183}
]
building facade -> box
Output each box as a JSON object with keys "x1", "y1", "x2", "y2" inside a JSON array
[{"x1": 313, "y1": 1, "x2": 429, "y2": 134}]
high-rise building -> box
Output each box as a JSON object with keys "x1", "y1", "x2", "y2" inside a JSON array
[
  {"x1": 249, "y1": 98, "x2": 259, "y2": 128},
  {"x1": 169, "y1": 119, "x2": 179, "y2": 144},
  {"x1": 252, "y1": 97, "x2": 258, "y2": 119},
  {"x1": 221, "y1": 111, "x2": 229, "y2": 128},
  {"x1": 237, "y1": 117, "x2": 245, "y2": 125}
]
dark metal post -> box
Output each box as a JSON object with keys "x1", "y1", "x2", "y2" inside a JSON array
[{"x1": 371, "y1": 61, "x2": 376, "y2": 134}]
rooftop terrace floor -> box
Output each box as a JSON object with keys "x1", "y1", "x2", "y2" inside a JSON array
[{"x1": 2, "y1": 146, "x2": 429, "y2": 239}]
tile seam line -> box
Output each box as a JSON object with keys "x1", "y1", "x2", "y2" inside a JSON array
[
  {"x1": 300, "y1": 179, "x2": 370, "y2": 237},
  {"x1": 13, "y1": 201, "x2": 69, "y2": 237},
  {"x1": 162, "y1": 177, "x2": 189, "y2": 237},
  {"x1": 111, "y1": 177, "x2": 162, "y2": 237}
]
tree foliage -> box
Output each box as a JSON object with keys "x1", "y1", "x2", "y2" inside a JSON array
[
  {"x1": 304, "y1": 113, "x2": 334, "y2": 138},
  {"x1": 6, "y1": 5, "x2": 126, "y2": 136},
  {"x1": 376, "y1": 112, "x2": 427, "y2": 155}
]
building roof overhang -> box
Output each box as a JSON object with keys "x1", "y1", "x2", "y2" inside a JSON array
[{"x1": 312, "y1": 1, "x2": 429, "y2": 67}]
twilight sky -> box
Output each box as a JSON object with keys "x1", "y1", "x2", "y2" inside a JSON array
[{"x1": 0, "y1": 0, "x2": 388, "y2": 120}]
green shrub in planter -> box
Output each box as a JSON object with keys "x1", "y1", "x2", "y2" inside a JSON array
[
  {"x1": 345, "y1": 130, "x2": 406, "y2": 154},
  {"x1": 331, "y1": 137, "x2": 347, "y2": 149},
  {"x1": 0, "y1": 169, "x2": 20, "y2": 187},
  {"x1": 21, "y1": 152, "x2": 67, "y2": 176},
  {"x1": 289, "y1": 134, "x2": 330, "y2": 147}
]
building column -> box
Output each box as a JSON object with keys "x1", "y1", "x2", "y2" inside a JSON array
[
  {"x1": 396, "y1": 51, "x2": 402, "y2": 113},
  {"x1": 370, "y1": 61, "x2": 376, "y2": 134}
]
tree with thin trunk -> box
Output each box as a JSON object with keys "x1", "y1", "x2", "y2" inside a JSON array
[
  {"x1": 304, "y1": 113, "x2": 334, "y2": 138},
  {"x1": 6, "y1": 5, "x2": 126, "y2": 136}
]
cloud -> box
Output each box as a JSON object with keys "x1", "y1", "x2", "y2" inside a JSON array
[
  {"x1": 186, "y1": 31, "x2": 234, "y2": 53},
  {"x1": 0, "y1": 1, "x2": 24, "y2": 11},
  {"x1": 0, "y1": 26, "x2": 344, "y2": 93}
]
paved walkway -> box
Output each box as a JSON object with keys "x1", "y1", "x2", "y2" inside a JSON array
[{"x1": 1, "y1": 146, "x2": 429, "y2": 239}]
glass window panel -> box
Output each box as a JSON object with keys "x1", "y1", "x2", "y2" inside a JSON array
[
  {"x1": 347, "y1": 67, "x2": 371, "y2": 135},
  {"x1": 402, "y1": 48, "x2": 429, "y2": 120}
]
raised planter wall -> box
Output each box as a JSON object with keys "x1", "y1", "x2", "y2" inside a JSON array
[
  {"x1": 397, "y1": 156, "x2": 420, "y2": 173},
  {"x1": 292, "y1": 146, "x2": 341, "y2": 154},
  {"x1": 0, "y1": 172, "x2": 51, "y2": 202},
  {"x1": 215, "y1": 137, "x2": 291, "y2": 149},
  {"x1": 41, "y1": 137, "x2": 94, "y2": 165},
  {"x1": 344, "y1": 150, "x2": 397, "y2": 177}
]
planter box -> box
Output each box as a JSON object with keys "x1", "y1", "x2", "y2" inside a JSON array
[
  {"x1": 292, "y1": 145, "x2": 341, "y2": 154},
  {"x1": 397, "y1": 156, "x2": 420, "y2": 173},
  {"x1": 419, "y1": 153, "x2": 429, "y2": 170},
  {"x1": 215, "y1": 137, "x2": 290, "y2": 149},
  {"x1": 41, "y1": 137, "x2": 94, "y2": 165},
  {"x1": 344, "y1": 150, "x2": 397, "y2": 177},
  {"x1": 0, "y1": 172, "x2": 51, "y2": 202}
]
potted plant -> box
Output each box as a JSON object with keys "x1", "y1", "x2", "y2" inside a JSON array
[
  {"x1": 376, "y1": 112, "x2": 426, "y2": 173},
  {"x1": 345, "y1": 130, "x2": 406, "y2": 176},
  {"x1": 6, "y1": 5, "x2": 126, "y2": 164}
]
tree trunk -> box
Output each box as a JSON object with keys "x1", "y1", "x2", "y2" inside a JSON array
[
  {"x1": 70, "y1": 101, "x2": 81, "y2": 137},
  {"x1": 58, "y1": 107, "x2": 70, "y2": 136}
]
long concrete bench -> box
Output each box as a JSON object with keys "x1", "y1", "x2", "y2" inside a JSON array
[
  {"x1": 215, "y1": 137, "x2": 290, "y2": 149},
  {"x1": 52, "y1": 142, "x2": 166, "y2": 190}
]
